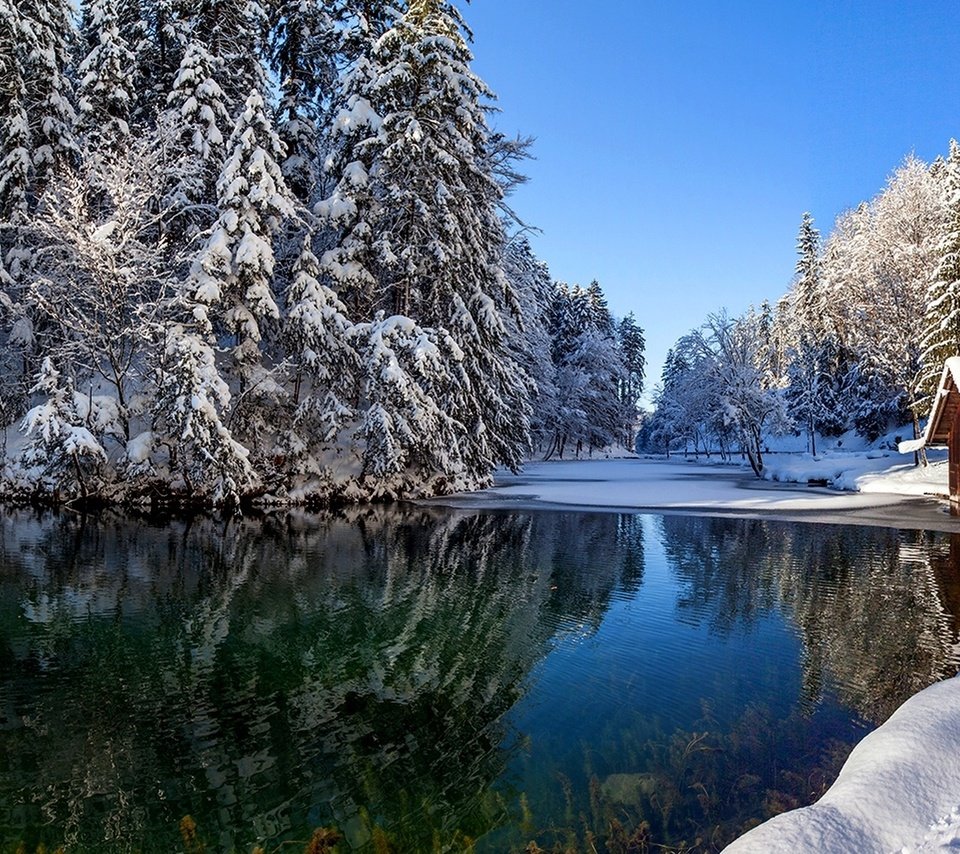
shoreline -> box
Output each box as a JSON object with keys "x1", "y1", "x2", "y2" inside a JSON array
[{"x1": 427, "y1": 457, "x2": 960, "y2": 533}]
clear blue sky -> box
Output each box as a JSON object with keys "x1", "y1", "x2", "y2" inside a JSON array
[{"x1": 465, "y1": 0, "x2": 960, "y2": 405}]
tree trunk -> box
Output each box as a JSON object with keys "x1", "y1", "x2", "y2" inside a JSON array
[{"x1": 912, "y1": 409, "x2": 928, "y2": 467}]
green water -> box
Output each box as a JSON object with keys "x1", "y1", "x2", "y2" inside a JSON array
[{"x1": 0, "y1": 507, "x2": 957, "y2": 853}]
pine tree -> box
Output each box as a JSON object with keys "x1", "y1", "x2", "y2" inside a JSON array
[
  {"x1": 786, "y1": 333, "x2": 844, "y2": 455},
  {"x1": 648, "y1": 348, "x2": 690, "y2": 456},
  {"x1": 350, "y1": 314, "x2": 467, "y2": 494},
  {"x1": 276, "y1": 234, "x2": 358, "y2": 475},
  {"x1": 793, "y1": 211, "x2": 823, "y2": 331},
  {"x1": 22, "y1": 0, "x2": 78, "y2": 186},
  {"x1": 20, "y1": 357, "x2": 107, "y2": 498},
  {"x1": 190, "y1": 86, "x2": 296, "y2": 387},
  {"x1": 586, "y1": 280, "x2": 614, "y2": 335},
  {"x1": 786, "y1": 212, "x2": 846, "y2": 452},
  {"x1": 502, "y1": 237, "x2": 556, "y2": 454},
  {"x1": 618, "y1": 312, "x2": 645, "y2": 446},
  {"x1": 0, "y1": 0, "x2": 32, "y2": 218},
  {"x1": 154, "y1": 324, "x2": 257, "y2": 504},
  {"x1": 165, "y1": 37, "x2": 230, "y2": 209},
  {"x1": 544, "y1": 281, "x2": 629, "y2": 458},
  {"x1": 919, "y1": 139, "x2": 960, "y2": 403},
  {"x1": 319, "y1": 0, "x2": 530, "y2": 480},
  {"x1": 315, "y1": 0, "x2": 394, "y2": 318},
  {"x1": 77, "y1": 0, "x2": 137, "y2": 148},
  {"x1": 269, "y1": 0, "x2": 340, "y2": 200},
  {"x1": 196, "y1": 0, "x2": 270, "y2": 112},
  {"x1": 118, "y1": 0, "x2": 178, "y2": 121}
]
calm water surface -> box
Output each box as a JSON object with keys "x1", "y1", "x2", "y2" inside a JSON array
[{"x1": 0, "y1": 507, "x2": 958, "y2": 853}]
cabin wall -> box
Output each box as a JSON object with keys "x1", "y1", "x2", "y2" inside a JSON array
[{"x1": 951, "y1": 407, "x2": 960, "y2": 501}]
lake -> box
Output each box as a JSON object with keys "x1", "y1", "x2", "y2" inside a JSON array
[{"x1": 0, "y1": 507, "x2": 958, "y2": 853}]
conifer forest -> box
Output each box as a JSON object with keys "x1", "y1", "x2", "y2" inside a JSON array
[{"x1": 0, "y1": 0, "x2": 644, "y2": 505}]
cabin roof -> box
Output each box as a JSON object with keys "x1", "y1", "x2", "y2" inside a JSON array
[{"x1": 899, "y1": 357, "x2": 960, "y2": 453}]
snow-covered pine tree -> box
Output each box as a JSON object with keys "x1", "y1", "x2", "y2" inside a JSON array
[
  {"x1": 919, "y1": 139, "x2": 960, "y2": 405},
  {"x1": 618, "y1": 312, "x2": 645, "y2": 447},
  {"x1": 0, "y1": 0, "x2": 32, "y2": 219},
  {"x1": 19, "y1": 357, "x2": 107, "y2": 499},
  {"x1": 77, "y1": 0, "x2": 137, "y2": 148},
  {"x1": 648, "y1": 342, "x2": 727, "y2": 458},
  {"x1": 786, "y1": 211, "x2": 846, "y2": 452},
  {"x1": 647, "y1": 347, "x2": 691, "y2": 457},
  {"x1": 586, "y1": 280, "x2": 615, "y2": 336},
  {"x1": 754, "y1": 298, "x2": 789, "y2": 386},
  {"x1": 286, "y1": 233, "x2": 355, "y2": 398},
  {"x1": 165, "y1": 37, "x2": 231, "y2": 213},
  {"x1": 502, "y1": 237, "x2": 557, "y2": 455},
  {"x1": 793, "y1": 211, "x2": 821, "y2": 329},
  {"x1": 281, "y1": 233, "x2": 358, "y2": 474},
  {"x1": 338, "y1": 0, "x2": 402, "y2": 65},
  {"x1": 195, "y1": 0, "x2": 270, "y2": 113},
  {"x1": 154, "y1": 321, "x2": 258, "y2": 504},
  {"x1": 320, "y1": 0, "x2": 531, "y2": 482},
  {"x1": 786, "y1": 332, "x2": 844, "y2": 455},
  {"x1": 485, "y1": 130, "x2": 534, "y2": 225},
  {"x1": 22, "y1": 0, "x2": 78, "y2": 189},
  {"x1": 349, "y1": 313, "x2": 468, "y2": 496},
  {"x1": 188, "y1": 83, "x2": 296, "y2": 450},
  {"x1": 117, "y1": 0, "x2": 178, "y2": 122},
  {"x1": 315, "y1": 0, "x2": 399, "y2": 319},
  {"x1": 563, "y1": 325, "x2": 628, "y2": 453},
  {"x1": 269, "y1": 0, "x2": 340, "y2": 201},
  {"x1": 545, "y1": 281, "x2": 628, "y2": 458}
]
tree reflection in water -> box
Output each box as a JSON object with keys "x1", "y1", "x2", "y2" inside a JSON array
[
  {"x1": 0, "y1": 508, "x2": 956, "y2": 853},
  {"x1": 659, "y1": 516, "x2": 960, "y2": 723},
  {"x1": 0, "y1": 507, "x2": 643, "y2": 852}
]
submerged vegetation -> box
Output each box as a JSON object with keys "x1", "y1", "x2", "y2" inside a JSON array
[{"x1": 4, "y1": 700, "x2": 854, "y2": 854}]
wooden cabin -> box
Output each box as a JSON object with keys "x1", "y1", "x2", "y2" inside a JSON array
[{"x1": 900, "y1": 357, "x2": 960, "y2": 501}]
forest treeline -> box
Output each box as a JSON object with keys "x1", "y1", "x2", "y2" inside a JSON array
[
  {"x1": 0, "y1": 0, "x2": 644, "y2": 505},
  {"x1": 641, "y1": 151, "x2": 960, "y2": 474}
]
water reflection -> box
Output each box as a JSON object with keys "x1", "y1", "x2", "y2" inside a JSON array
[
  {"x1": 0, "y1": 508, "x2": 644, "y2": 852},
  {"x1": 659, "y1": 516, "x2": 960, "y2": 722},
  {"x1": 0, "y1": 508, "x2": 956, "y2": 853}
]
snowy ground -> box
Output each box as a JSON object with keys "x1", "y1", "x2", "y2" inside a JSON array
[
  {"x1": 435, "y1": 454, "x2": 960, "y2": 532},
  {"x1": 761, "y1": 446, "x2": 950, "y2": 497}
]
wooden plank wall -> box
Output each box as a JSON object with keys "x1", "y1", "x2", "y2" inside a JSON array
[{"x1": 951, "y1": 405, "x2": 960, "y2": 501}]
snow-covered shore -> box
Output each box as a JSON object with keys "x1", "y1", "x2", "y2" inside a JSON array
[{"x1": 434, "y1": 455, "x2": 960, "y2": 532}]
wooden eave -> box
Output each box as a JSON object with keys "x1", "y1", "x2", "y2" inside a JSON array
[{"x1": 927, "y1": 370, "x2": 960, "y2": 446}]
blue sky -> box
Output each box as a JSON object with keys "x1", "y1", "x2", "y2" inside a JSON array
[{"x1": 465, "y1": 1, "x2": 960, "y2": 404}]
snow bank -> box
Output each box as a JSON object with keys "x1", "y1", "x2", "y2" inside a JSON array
[
  {"x1": 724, "y1": 676, "x2": 960, "y2": 854},
  {"x1": 761, "y1": 450, "x2": 949, "y2": 497}
]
